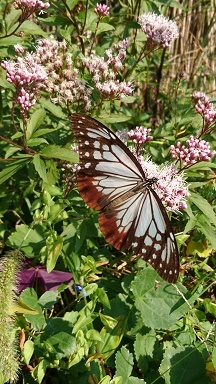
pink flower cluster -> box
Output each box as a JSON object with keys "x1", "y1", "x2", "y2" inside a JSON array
[
  {"x1": 191, "y1": 92, "x2": 216, "y2": 125},
  {"x1": 138, "y1": 158, "x2": 189, "y2": 211},
  {"x1": 138, "y1": 12, "x2": 179, "y2": 48},
  {"x1": 128, "y1": 126, "x2": 153, "y2": 145},
  {"x1": 14, "y1": 0, "x2": 50, "y2": 15},
  {"x1": 170, "y1": 136, "x2": 215, "y2": 167},
  {"x1": 94, "y1": 3, "x2": 110, "y2": 17},
  {"x1": 1, "y1": 55, "x2": 48, "y2": 114},
  {"x1": 84, "y1": 39, "x2": 133, "y2": 100},
  {"x1": 34, "y1": 39, "x2": 92, "y2": 110}
]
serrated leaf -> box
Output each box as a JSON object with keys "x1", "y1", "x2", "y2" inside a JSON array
[
  {"x1": 115, "y1": 346, "x2": 133, "y2": 378},
  {"x1": 159, "y1": 346, "x2": 208, "y2": 384},
  {"x1": 131, "y1": 269, "x2": 190, "y2": 329},
  {"x1": 33, "y1": 154, "x2": 48, "y2": 182},
  {"x1": 41, "y1": 145, "x2": 78, "y2": 163}
]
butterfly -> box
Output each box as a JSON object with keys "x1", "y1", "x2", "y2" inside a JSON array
[{"x1": 71, "y1": 113, "x2": 179, "y2": 283}]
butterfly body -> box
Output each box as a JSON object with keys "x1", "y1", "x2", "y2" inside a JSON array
[{"x1": 71, "y1": 113, "x2": 179, "y2": 283}]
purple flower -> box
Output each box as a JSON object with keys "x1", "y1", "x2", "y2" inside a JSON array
[
  {"x1": 138, "y1": 12, "x2": 179, "y2": 48},
  {"x1": 94, "y1": 3, "x2": 110, "y2": 17},
  {"x1": 170, "y1": 136, "x2": 216, "y2": 168},
  {"x1": 18, "y1": 264, "x2": 73, "y2": 293}
]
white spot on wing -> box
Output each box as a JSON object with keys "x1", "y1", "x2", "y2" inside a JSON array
[
  {"x1": 94, "y1": 151, "x2": 102, "y2": 160},
  {"x1": 93, "y1": 141, "x2": 100, "y2": 148}
]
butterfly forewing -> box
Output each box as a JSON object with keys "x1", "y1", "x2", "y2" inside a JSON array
[{"x1": 71, "y1": 113, "x2": 179, "y2": 283}]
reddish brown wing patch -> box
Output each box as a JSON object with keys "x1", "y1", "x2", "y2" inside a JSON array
[{"x1": 77, "y1": 174, "x2": 105, "y2": 210}]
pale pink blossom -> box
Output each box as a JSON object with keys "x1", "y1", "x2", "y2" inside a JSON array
[
  {"x1": 138, "y1": 12, "x2": 179, "y2": 47},
  {"x1": 94, "y1": 3, "x2": 110, "y2": 17},
  {"x1": 137, "y1": 159, "x2": 189, "y2": 211},
  {"x1": 170, "y1": 136, "x2": 215, "y2": 167}
]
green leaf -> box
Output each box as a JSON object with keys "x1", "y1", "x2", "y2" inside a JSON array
[
  {"x1": 0, "y1": 158, "x2": 29, "y2": 185},
  {"x1": 115, "y1": 346, "x2": 133, "y2": 378},
  {"x1": 33, "y1": 154, "x2": 48, "y2": 182},
  {"x1": 115, "y1": 347, "x2": 145, "y2": 384},
  {"x1": 189, "y1": 192, "x2": 216, "y2": 226},
  {"x1": 17, "y1": 20, "x2": 48, "y2": 37},
  {"x1": 20, "y1": 288, "x2": 46, "y2": 331},
  {"x1": 131, "y1": 269, "x2": 190, "y2": 329},
  {"x1": 40, "y1": 98, "x2": 65, "y2": 117},
  {"x1": 26, "y1": 109, "x2": 46, "y2": 141},
  {"x1": 22, "y1": 340, "x2": 34, "y2": 365},
  {"x1": 159, "y1": 346, "x2": 209, "y2": 384},
  {"x1": 32, "y1": 360, "x2": 48, "y2": 384},
  {"x1": 27, "y1": 138, "x2": 48, "y2": 147},
  {"x1": 38, "y1": 290, "x2": 60, "y2": 309},
  {"x1": 96, "y1": 288, "x2": 111, "y2": 309},
  {"x1": 41, "y1": 318, "x2": 76, "y2": 359},
  {"x1": 196, "y1": 217, "x2": 216, "y2": 249},
  {"x1": 4, "y1": 146, "x2": 21, "y2": 159},
  {"x1": 97, "y1": 315, "x2": 126, "y2": 360},
  {"x1": 98, "y1": 114, "x2": 132, "y2": 124},
  {"x1": 96, "y1": 22, "x2": 115, "y2": 35},
  {"x1": 66, "y1": 0, "x2": 80, "y2": 8},
  {"x1": 0, "y1": 35, "x2": 23, "y2": 46},
  {"x1": 134, "y1": 330, "x2": 157, "y2": 370},
  {"x1": 13, "y1": 299, "x2": 39, "y2": 315},
  {"x1": 46, "y1": 235, "x2": 63, "y2": 272},
  {"x1": 41, "y1": 145, "x2": 78, "y2": 163},
  {"x1": 7, "y1": 224, "x2": 46, "y2": 257},
  {"x1": 31, "y1": 127, "x2": 58, "y2": 138}
]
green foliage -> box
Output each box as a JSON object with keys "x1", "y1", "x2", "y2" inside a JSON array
[{"x1": 0, "y1": 0, "x2": 215, "y2": 383}]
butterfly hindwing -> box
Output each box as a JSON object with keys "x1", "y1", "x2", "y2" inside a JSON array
[{"x1": 71, "y1": 113, "x2": 179, "y2": 283}]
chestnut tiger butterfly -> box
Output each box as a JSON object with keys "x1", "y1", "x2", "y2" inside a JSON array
[{"x1": 71, "y1": 113, "x2": 179, "y2": 283}]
